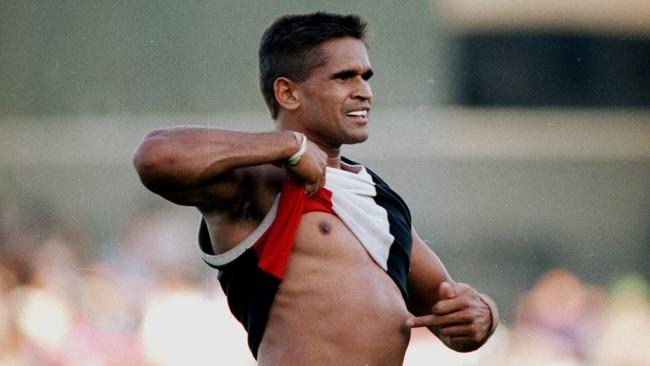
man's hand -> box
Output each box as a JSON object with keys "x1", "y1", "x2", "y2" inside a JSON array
[
  {"x1": 287, "y1": 138, "x2": 328, "y2": 196},
  {"x1": 404, "y1": 281, "x2": 494, "y2": 352}
]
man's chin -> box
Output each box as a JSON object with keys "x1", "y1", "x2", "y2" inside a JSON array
[{"x1": 344, "y1": 132, "x2": 369, "y2": 145}]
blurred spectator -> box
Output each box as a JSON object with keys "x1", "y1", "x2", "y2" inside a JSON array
[
  {"x1": 504, "y1": 268, "x2": 607, "y2": 365},
  {"x1": 139, "y1": 280, "x2": 254, "y2": 366},
  {"x1": 108, "y1": 203, "x2": 203, "y2": 309},
  {"x1": 593, "y1": 274, "x2": 650, "y2": 366},
  {"x1": 113, "y1": 203, "x2": 254, "y2": 364}
]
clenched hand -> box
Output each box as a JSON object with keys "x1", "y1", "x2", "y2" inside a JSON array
[{"x1": 404, "y1": 281, "x2": 493, "y2": 352}]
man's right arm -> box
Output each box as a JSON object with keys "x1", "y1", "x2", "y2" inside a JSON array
[{"x1": 133, "y1": 127, "x2": 326, "y2": 210}]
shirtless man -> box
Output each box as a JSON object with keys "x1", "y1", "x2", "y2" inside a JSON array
[{"x1": 133, "y1": 12, "x2": 498, "y2": 365}]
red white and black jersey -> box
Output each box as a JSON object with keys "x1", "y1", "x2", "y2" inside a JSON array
[{"x1": 198, "y1": 158, "x2": 412, "y2": 359}]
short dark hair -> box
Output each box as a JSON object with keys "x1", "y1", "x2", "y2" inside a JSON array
[{"x1": 258, "y1": 12, "x2": 368, "y2": 119}]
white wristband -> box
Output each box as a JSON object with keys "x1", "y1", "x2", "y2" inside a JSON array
[{"x1": 285, "y1": 132, "x2": 306, "y2": 166}]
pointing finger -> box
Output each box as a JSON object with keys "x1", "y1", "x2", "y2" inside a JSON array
[
  {"x1": 404, "y1": 315, "x2": 436, "y2": 329},
  {"x1": 404, "y1": 314, "x2": 457, "y2": 329}
]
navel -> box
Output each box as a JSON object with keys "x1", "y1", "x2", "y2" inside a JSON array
[{"x1": 318, "y1": 220, "x2": 331, "y2": 235}]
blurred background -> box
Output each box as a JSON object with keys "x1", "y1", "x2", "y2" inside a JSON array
[{"x1": 1, "y1": 0, "x2": 649, "y2": 365}]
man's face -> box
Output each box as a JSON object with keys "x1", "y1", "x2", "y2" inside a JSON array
[{"x1": 296, "y1": 37, "x2": 374, "y2": 149}]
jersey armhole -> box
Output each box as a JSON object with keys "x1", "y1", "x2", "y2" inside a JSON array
[{"x1": 199, "y1": 194, "x2": 281, "y2": 268}]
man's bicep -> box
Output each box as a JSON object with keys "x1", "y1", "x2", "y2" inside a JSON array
[
  {"x1": 155, "y1": 171, "x2": 242, "y2": 209},
  {"x1": 407, "y1": 227, "x2": 453, "y2": 316}
]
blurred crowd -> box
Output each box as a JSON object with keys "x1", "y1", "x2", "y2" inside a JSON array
[{"x1": 1, "y1": 197, "x2": 649, "y2": 366}]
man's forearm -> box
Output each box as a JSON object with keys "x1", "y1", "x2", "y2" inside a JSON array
[{"x1": 133, "y1": 127, "x2": 300, "y2": 189}]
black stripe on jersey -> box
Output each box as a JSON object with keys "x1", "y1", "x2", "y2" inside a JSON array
[{"x1": 342, "y1": 157, "x2": 413, "y2": 299}]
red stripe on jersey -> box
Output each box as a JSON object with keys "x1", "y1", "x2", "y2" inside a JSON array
[{"x1": 253, "y1": 178, "x2": 334, "y2": 279}]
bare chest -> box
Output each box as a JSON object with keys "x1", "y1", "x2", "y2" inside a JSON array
[{"x1": 257, "y1": 212, "x2": 411, "y2": 364}]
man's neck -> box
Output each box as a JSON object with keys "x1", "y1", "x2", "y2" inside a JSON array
[
  {"x1": 311, "y1": 138, "x2": 341, "y2": 168},
  {"x1": 327, "y1": 155, "x2": 341, "y2": 169},
  {"x1": 276, "y1": 122, "x2": 343, "y2": 169}
]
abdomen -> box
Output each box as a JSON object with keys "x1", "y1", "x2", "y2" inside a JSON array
[{"x1": 257, "y1": 212, "x2": 412, "y2": 365}]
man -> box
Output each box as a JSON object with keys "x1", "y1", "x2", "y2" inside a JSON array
[{"x1": 133, "y1": 12, "x2": 498, "y2": 365}]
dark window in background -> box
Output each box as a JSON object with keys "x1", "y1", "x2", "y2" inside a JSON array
[{"x1": 453, "y1": 33, "x2": 650, "y2": 107}]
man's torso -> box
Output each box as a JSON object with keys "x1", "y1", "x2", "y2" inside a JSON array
[
  {"x1": 257, "y1": 211, "x2": 411, "y2": 365},
  {"x1": 201, "y1": 162, "x2": 413, "y2": 364}
]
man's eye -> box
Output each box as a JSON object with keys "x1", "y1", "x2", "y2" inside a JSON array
[{"x1": 334, "y1": 71, "x2": 356, "y2": 80}]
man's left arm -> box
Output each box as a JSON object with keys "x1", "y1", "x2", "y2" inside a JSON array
[{"x1": 404, "y1": 227, "x2": 499, "y2": 352}]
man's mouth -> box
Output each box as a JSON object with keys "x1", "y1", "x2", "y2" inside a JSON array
[{"x1": 346, "y1": 110, "x2": 368, "y2": 118}]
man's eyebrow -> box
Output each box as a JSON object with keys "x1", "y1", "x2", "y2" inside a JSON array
[
  {"x1": 332, "y1": 68, "x2": 374, "y2": 80},
  {"x1": 362, "y1": 68, "x2": 374, "y2": 80}
]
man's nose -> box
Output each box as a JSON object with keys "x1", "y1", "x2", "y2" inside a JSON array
[{"x1": 354, "y1": 79, "x2": 372, "y2": 103}]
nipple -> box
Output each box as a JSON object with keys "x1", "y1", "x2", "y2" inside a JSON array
[{"x1": 318, "y1": 220, "x2": 331, "y2": 235}]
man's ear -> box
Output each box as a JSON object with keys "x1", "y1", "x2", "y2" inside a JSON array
[{"x1": 273, "y1": 77, "x2": 300, "y2": 112}]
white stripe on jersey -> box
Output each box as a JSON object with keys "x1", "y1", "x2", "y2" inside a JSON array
[{"x1": 326, "y1": 165, "x2": 394, "y2": 271}]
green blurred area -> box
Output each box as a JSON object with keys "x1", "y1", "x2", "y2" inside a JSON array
[{"x1": 0, "y1": 0, "x2": 446, "y2": 116}]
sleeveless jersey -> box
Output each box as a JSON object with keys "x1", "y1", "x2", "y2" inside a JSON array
[{"x1": 198, "y1": 158, "x2": 412, "y2": 358}]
